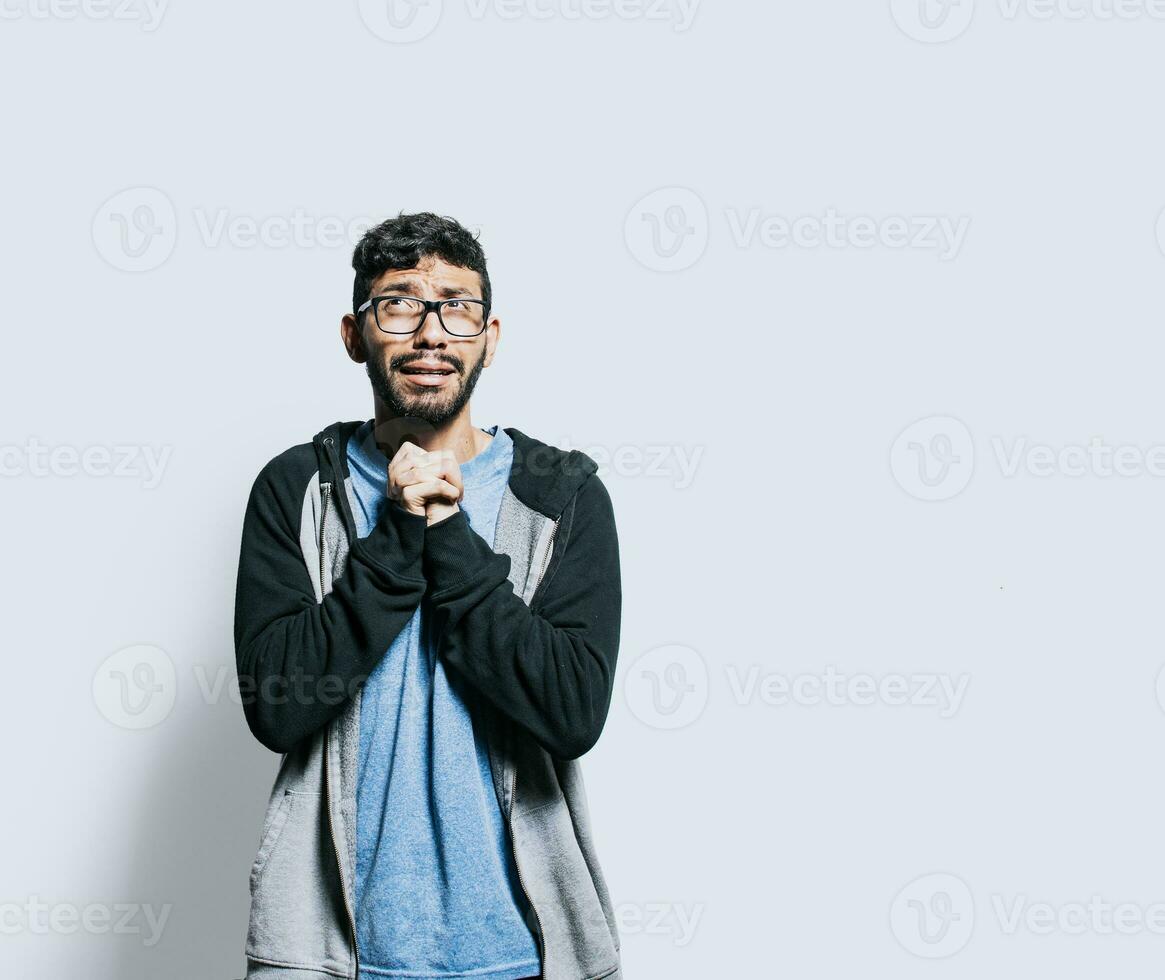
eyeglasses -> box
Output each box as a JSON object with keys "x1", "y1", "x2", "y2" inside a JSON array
[{"x1": 357, "y1": 295, "x2": 489, "y2": 338}]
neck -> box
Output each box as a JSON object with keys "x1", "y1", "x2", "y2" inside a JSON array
[{"x1": 370, "y1": 402, "x2": 491, "y2": 465}]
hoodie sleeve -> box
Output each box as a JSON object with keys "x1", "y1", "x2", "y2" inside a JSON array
[
  {"x1": 421, "y1": 472, "x2": 622, "y2": 760},
  {"x1": 234, "y1": 454, "x2": 429, "y2": 753}
]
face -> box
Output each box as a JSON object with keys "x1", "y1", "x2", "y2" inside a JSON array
[{"x1": 342, "y1": 255, "x2": 499, "y2": 427}]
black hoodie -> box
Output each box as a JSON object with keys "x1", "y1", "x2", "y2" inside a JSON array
[{"x1": 233, "y1": 420, "x2": 622, "y2": 760}]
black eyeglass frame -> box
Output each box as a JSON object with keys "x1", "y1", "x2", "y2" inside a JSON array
[{"x1": 357, "y1": 294, "x2": 491, "y2": 338}]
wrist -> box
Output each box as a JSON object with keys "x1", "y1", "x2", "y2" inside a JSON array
[{"x1": 426, "y1": 501, "x2": 460, "y2": 527}]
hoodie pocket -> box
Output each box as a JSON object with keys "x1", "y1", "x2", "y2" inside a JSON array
[
  {"x1": 246, "y1": 789, "x2": 351, "y2": 975},
  {"x1": 250, "y1": 790, "x2": 293, "y2": 891},
  {"x1": 513, "y1": 799, "x2": 620, "y2": 979}
]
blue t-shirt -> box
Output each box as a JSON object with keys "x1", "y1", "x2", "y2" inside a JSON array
[{"x1": 346, "y1": 420, "x2": 540, "y2": 980}]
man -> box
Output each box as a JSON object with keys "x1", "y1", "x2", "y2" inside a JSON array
[{"x1": 233, "y1": 213, "x2": 624, "y2": 980}]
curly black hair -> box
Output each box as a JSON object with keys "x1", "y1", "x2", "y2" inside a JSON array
[{"x1": 351, "y1": 212, "x2": 491, "y2": 317}]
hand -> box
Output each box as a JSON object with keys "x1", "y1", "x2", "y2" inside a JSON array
[{"x1": 387, "y1": 441, "x2": 463, "y2": 524}]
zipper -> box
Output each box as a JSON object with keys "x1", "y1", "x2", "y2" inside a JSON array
[
  {"x1": 507, "y1": 757, "x2": 545, "y2": 972},
  {"x1": 324, "y1": 732, "x2": 361, "y2": 977},
  {"x1": 320, "y1": 436, "x2": 562, "y2": 977},
  {"x1": 317, "y1": 465, "x2": 361, "y2": 977},
  {"x1": 319, "y1": 482, "x2": 332, "y2": 589},
  {"x1": 506, "y1": 514, "x2": 560, "y2": 972},
  {"x1": 528, "y1": 516, "x2": 561, "y2": 609}
]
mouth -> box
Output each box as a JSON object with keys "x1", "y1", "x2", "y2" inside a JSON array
[{"x1": 399, "y1": 363, "x2": 457, "y2": 387}]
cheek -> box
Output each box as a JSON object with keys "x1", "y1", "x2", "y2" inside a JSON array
[{"x1": 366, "y1": 339, "x2": 397, "y2": 367}]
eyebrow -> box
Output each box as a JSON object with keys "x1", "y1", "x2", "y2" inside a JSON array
[{"x1": 377, "y1": 279, "x2": 475, "y2": 298}]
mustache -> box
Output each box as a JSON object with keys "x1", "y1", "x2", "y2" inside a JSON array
[{"x1": 392, "y1": 354, "x2": 461, "y2": 372}]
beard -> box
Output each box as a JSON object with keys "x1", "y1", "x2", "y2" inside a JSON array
[{"x1": 364, "y1": 344, "x2": 488, "y2": 427}]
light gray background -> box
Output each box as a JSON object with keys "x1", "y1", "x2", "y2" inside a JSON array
[{"x1": 4, "y1": 0, "x2": 1165, "y2": 976}]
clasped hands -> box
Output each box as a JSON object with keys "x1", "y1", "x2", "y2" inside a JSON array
[{"x1": 386, "y1": 441, "x2": 464, "y2": 527}]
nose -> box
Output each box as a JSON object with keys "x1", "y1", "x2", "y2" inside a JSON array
[{"x1": 413, "y1": 307, "x2": 447, "y2": 346}]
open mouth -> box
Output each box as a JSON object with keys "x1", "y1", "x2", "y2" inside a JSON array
[{"x1": 400, "y1": 364, "x2": 456, "y2": 386}]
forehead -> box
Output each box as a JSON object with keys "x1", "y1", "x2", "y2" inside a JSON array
[{"x1": 371, "y1": 255, "x2": 482, "y2": 295}]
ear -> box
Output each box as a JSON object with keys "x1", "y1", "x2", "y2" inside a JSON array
[
  {"x1": 341, "y1": 313, "x2": 366, "y2": 364},
  {"x1": 481, "y1": 313, "x2": 501, "y2": 370}
]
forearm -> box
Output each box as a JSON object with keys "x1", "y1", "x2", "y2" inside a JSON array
[
  {"x1": 235, "y1": 497, "x2": 428, "y2": 753},
  {"x1": 422, "y1": 480, "x2": 621, "y2": 760}
]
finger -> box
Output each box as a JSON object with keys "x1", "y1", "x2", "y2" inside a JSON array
[
  {"x1": 396, "y1": 458, "x2": 445, "y2": 487},
  {"x1": 389, "y1": 440, "x2": 426, "y2": 473},
  {"x1": 401, "y1": 478, "x2": 462, "y2": 508},
  {"x1": 389, "y1": 445, "x2": 436, "y2": 488},
  {"x1": 430, "y1": 449, "x2": 464, "y2": 497}
]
